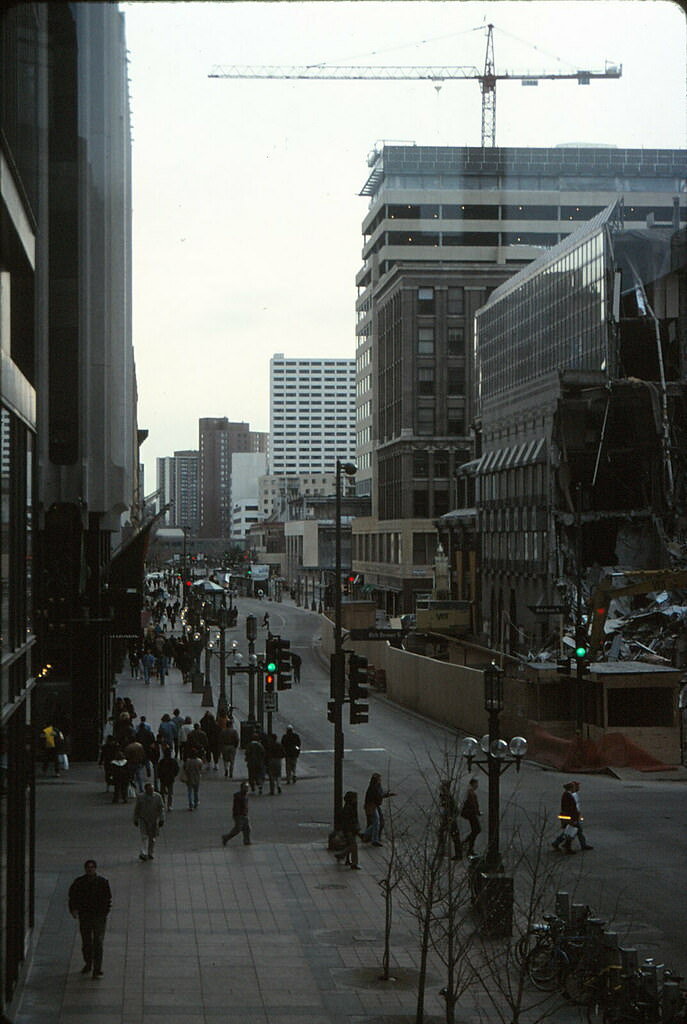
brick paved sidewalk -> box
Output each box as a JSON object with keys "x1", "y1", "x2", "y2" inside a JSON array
[{"x1": 13, "y1": 646, "x2": 587, "y2": 1024}]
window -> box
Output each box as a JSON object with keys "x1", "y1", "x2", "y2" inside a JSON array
[
  {"x1": 447, "y1": 327, "x2": 464, "y2": 355},
  {"x1": 418, "y1": 367, "x2": 434, "y2": 395},
  {"x1": 412, "y1": 532, "x2": 435, "y2": 564},
  {"x1": 413, "y1": 490, "x2": 429, "y2": 517},
  {"x1": 447, "y1": 367, "x2": 465, "y2": 394},
  {"x1": 417, "y1": 405, "x2": 434, "y2": 435},
  {"x1": 447, "y1": 287, "x2": 464, "y2": 316},
  {"x1": 434, "y1": 451, "x2": 449, "y2": 477},
  {"x1": 447, "y1": 402, "x2": 465, "y2": 435},
  {"x1": 413, "y1": 452, "x2": 429, "y2": 477},
  {"x1": 417, "y1": 328, "x2": 434, "y2": 355},
  {"x1": 417, "y1": 287, "x2": 435, "y2": 314}
]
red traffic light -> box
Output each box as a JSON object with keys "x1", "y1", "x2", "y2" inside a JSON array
[{"x1": 265, "y1": 672, "x2": 275, "y2": 691}]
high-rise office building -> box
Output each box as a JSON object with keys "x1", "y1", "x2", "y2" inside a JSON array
[
  {"x1": 198, "y1": 419, "x2": 267, "y2": 538},
  {"x1": 157, "y1": 450, "x2": 199, "y2": 532},
  {"x1": 174, "y1": 449, "x2": 199, "y2": 534},
  {"x1": 269, "y1": 354, "x2": 356, "y2": 476},
  {"x1": 353, "y1": 144, "x2": 687, "y2": 614},
  {"x1": 1, "y1": 3, "x2": 136, "y2": 1012}
]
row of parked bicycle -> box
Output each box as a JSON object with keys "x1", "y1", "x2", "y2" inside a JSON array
[{"x1": 517, "y1": 893, "x2": 686, "y2": 1023}]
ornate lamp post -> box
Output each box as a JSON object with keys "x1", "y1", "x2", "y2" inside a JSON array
[{"x1": 461, "y1": 661, "x2": 527, "y2": 935}]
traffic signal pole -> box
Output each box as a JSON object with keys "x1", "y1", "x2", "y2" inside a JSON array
[{"x1": 331, "y1": 462, "x2": 345, "y2": 843}]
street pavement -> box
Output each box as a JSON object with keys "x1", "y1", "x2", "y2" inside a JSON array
[{"x1": 13, "y1": 599, "x2": 686, "y2": 1024}]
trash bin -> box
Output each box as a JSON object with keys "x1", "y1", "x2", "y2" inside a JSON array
[
  {"x1": 474, "y1": 872, "x2": 514, "y2": 938},
  {"x1": 191, "y1": 671, "x2": 204, "y2": 694},
  {"x1": 240, "y1": 720, "x2": 258, "y2": 748}
]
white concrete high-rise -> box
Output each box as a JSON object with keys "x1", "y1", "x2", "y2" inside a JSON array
[{"x1": 269, "y1": 354, "x2": 356, "y2": 476}]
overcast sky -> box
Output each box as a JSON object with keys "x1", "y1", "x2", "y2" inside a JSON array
[{"x1": 121, "y1": 0, "x2": 686, "y2": 491}]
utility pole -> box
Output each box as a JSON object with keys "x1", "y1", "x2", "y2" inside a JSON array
[{"x1": 329, "y1": 460, "x2": 356, "y2": 845}]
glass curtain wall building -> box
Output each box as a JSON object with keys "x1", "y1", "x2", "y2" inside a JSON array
[{"x1": 467, "y1": 199, "x2": 687, "y2": 650}]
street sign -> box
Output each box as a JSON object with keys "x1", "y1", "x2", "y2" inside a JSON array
[
  {"x1": 528, "y1": 604, "x2": 568, "y2": 615},
  {"x1": 264, "y1": 691, "x2": 278, "y2": 712},
  {"x1": 349, "y1": 628, "x2": 404, "y2": 641}
]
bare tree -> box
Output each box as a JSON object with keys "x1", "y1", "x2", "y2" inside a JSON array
[
  {"x1": 395, "y1": 750, "x2": 476, "y2": 1023},
  {"x1": 465, "y1": 806, "x2": 582, "y2": 1024}
]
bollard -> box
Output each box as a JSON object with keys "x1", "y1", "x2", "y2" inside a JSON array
[{"x1": 555, "y1": 891, "x2": 571, "y2": 922}]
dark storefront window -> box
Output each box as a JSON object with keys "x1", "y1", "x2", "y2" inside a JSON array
[{"x1": 1, "y1": 408, "x2": 8, "y2": 658}]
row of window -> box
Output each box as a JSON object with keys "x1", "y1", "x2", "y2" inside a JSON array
[{"x1": 367, "y1": 202, "x2": 686, "y2": 233}]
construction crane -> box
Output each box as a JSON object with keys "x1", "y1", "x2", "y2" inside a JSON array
[{"x1": 209, "y1": 24, "x2": 622, "y2": 147}]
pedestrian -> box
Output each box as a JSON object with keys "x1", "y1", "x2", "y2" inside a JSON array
[
  {"x1": 171, "y1": 708, "x2": 185, "y2": 755},
  {"x1": 335, "y1": 791, "x2": 361, "y2": 869},
  {"x1": 98, "y1": 735, "x2": 118, "y2": 792},
  {"x1": 438, "y1": 779, "x2": 462, "y2": 860},
  {"x1": 40, "y1": 723, "x2": 62, "y2": 776},
  {"x1": 222, "y1": 782, "x2": 251, "y2": 846},
  {"x1": 265, "y1": 733, "x2": 284, "y2": 795},
  {"x1": 187, "y1": 723, "x2": 209, "y2": 765},
  {"x1": 281, "y1": 725, "x2": 301, "y2": 784},
  {"x1": 157, "y1": 712, "x2": 177, "y2": 753},
  {"x1": 134, "y1": 716, "x2": 155, "y2": 777},
  {"x1": 262, "y1": 611, "x2": 270, "y2": 629},
  {"x1": 128, "y1": 643, "x2": 140, "y2": 679},
  {"x1": 113, "y1": 710, "x2": 134, "y2": 748},
  {"x1": 178, "y1": 715, "x2": 194, "y2": 759},
  {"x1": 157, "y1": 746, "x2": 179, "y2": 810},
  {"x1": 552, "y1": 781, "x2": 593, "y2": 853},
  {"x1": 124, "y1": 739, "x2": 146, "y2": 794},
  {"x1": 182, "y1": 749, "x2": 203, "y2": 810},
  {"x1": 245, "y1": 732, "x2": 266, "y2": 794},
  {"x1": 68, "y1": 859, "x2": 112, "y2": 978},
  {"x1": 133, "y1": 782, "x2": 165, "y2": 860},
  {"x1": 141, "y1": 650, "x2": 155, "y2": 685},
  {"x1": 571, "y1": 781, "x2": 594, "y2": 850},
  {"x1": 360, "y1": 772, "x2": 393, "y2": 846},
  {"x1": 110, "y1": 750, "x2": 130, "y2": 804},
  {"x1": 219, "y1": 719, "x2": 240, "y2": 778},
  {"x1": 290, "y1": 651, "x2": 302, "y2": 684},
  {"x1": 200, "y1": 710, "x2": 220, "y2": 770},
  {"x1": 460, "y1": 778, "x2": 482, "y2": 855}
]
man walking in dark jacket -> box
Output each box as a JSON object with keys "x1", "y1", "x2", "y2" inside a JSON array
[
  {"x1": 68, "y1": 859, "x2": 112, "y2": 978},
  {"x1": 222, "y1": 782, "x2": 251, "y2": 846}
]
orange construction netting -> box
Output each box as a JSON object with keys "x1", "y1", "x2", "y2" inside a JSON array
[{"x1": 528, "y1": 725, "x2": 676, "y2": 772}]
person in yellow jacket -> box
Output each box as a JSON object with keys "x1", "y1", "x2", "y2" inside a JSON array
[{"x1": 41, "y1": 724, "x2": 63, "y2": 776}]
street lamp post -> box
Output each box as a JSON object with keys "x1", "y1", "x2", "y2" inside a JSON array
[
  {"x1": 246, "y1": 613, "x2": 258, "y2": 729},
  {"x1": 330, "y1": 459, "x2": 356, "y2": 844},
  {"x1": 461, "y1": 661, "x2": 527, "y2": 936}
]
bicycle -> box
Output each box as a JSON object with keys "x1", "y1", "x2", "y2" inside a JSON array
[{"x1": 525, "y1": 915, "x2": 591, "y2": 991}]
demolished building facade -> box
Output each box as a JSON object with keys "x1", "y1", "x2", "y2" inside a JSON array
[{"x1": 451, "y1": 194, "x2": 687, "y2": 657}]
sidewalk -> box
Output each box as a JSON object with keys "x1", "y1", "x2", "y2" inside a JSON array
[
  {"x1": 15, "y1": 652, "x2": 444, "y2": 1024},
  {"x1": 15, "y1": 646, "x2": 590, "y2": 1024}
]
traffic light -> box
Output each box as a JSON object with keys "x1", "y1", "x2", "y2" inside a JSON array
[
  {"x1": 573, "y1": 631, "x2": 590, "y2": 673},
  {"x1": 276, "y1": 636, "x2": 292, "y2": 690},
  {"x1": 350, "y1": 696, "x2": 369, "y2": 725},
  {"x1": 265, "y1": 636, "x2": 278, "y2": 693},
  {"x1": 342, "y1": 576, "x2": 350, "y2": 596},
  {"x1": 327, "y1": 699, "x2": 337, "y2": 724},
  {"x1": 348, "y1": 652, "x2": 369, "y2": 724},
  {"x1": 348, "y1": 652, "x2": 369, "y2": 699}
]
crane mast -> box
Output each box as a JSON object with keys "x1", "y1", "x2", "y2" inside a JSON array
[{"x1": 209, "y1": 24, "x2": 622, "y2": 147}]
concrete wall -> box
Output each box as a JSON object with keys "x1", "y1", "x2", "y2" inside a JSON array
[{"x1": 320, "y1": 615, "x2": 682, "y2": 764}]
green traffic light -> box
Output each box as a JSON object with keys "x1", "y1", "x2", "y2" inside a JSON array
[
  {"x1": 575, "y1": 645, "x2": 587, "y2": 659},
  {"x1": 266, "y1": 661, "x2": 277, "y2": 672}
]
